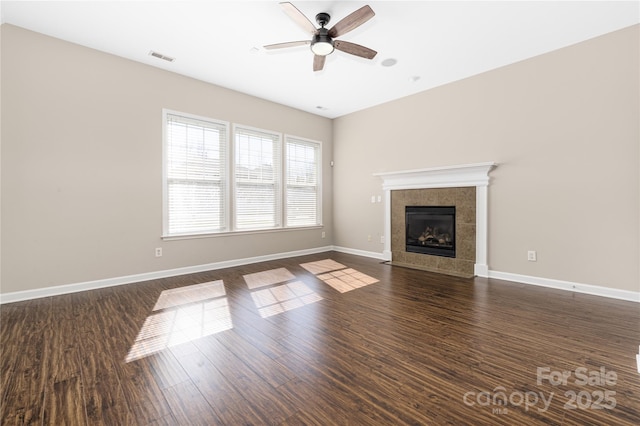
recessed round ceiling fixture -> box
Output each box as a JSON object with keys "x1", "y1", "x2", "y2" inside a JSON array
[
  {"x1": 316, "y1": 106, "x2": 328, "y2": 111},
  {"x1": 408, "y1": 75, "x2": 421, "y2": 83},
  {"x1": 381, "y1": 58, "x2": 397, "y2": 67}
]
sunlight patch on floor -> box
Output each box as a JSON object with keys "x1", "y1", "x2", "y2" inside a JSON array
[
  {"x1": 299, "y1": 259, "x2": 346, "y2": 275},
  {"x1": 301, "y1": 260, "x2": 379, "y2": 293},
  {"x1": 126, "y1": 280, "x2": 232, "y2": 362},
  {"x1": 243, "y1": 267, "x2": 296, "y2": 290},
  {"x1": 127, "y1": 261, "x2": 377, "y2": 361},
  {"x1": 243, "y1": 268, "x2": 323, "y2": 318},
  {"x1": 317, "y1": 268, "x2": 379, "y2": 293},
  {"x1": 153, "y1": 280, "x2": 227, "y2": 310},
  {"x1": 251, "y1": 281, "x2": 323, "y2": 318}
]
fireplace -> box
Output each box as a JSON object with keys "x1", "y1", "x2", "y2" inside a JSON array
[
  {"x1": 405, "y1": 206, "x2": 456, "y2": 258},
  {"x1": 375, "y1": 162, "x2": 496, "y2": 277}
]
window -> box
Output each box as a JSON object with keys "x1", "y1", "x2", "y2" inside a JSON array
[
  {"x1": 163, "y1": 110, "x2": 322, "y2": 238},
  {"x1": 285, "y1": 136, "x2": 321, "y2": 227},
  {"x1": 163, "y1": 111, "x2": 228, "y2": 236},
  {"x1": 234, "y1": 126, "x2": 282, "y2": 230}
]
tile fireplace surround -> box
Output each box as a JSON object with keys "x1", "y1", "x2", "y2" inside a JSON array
[{"x1": 374, "y1": 162, "x2": 497, "y2": 278}]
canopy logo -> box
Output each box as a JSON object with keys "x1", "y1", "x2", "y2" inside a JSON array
[{"x1": 463, "y1": 366, "x2": 617, "y2": 415}]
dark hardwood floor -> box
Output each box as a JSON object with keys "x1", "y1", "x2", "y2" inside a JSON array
[{"x1": 1, "y1": 251, "x2": 639, "y2": 425}]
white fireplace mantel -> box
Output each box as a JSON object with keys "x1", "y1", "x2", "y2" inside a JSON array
[{"x1": 374, "y1": 162, "x2": 497, "y2": 277}]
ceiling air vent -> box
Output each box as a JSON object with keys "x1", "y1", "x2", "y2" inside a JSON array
[{"x1": 149, "y1": 51, "x2": 175, "y2": 62}]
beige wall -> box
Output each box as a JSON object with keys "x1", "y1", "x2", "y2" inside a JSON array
[
  {"x1": 1, "y1": 25, "x2": 333, "y2": 293},
  {"x1": 333, "y1": 25, "x2": 639, "y2": 292},
  {"x1": 2, "y1": 23, "x2": 638, "y2": 296}
]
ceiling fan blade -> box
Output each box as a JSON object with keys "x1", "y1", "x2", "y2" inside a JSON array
[
  {"x1": 313, "y1": 55, "x2": 326, "y2": 72},
  {"x1": 280, "y1": 2, "x2": 317, "y2": 35},
  {"x1": 334, "y1": 40, "x2": 377, "y2": 59},
  {"x1": 328, "y1": 5, "x2": 375, "y2": 38},
  {"x1": 264, "y1": 40, "x2": 311, "y2": 50}
]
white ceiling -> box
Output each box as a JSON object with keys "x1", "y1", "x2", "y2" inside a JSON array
[{"x1": 2, "y1": 1, "x2": 638, "y2": 118}]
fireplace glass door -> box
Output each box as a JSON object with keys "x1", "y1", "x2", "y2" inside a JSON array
[{"x1": 405, "y1": 206, "x2": 456, "y2": 258}]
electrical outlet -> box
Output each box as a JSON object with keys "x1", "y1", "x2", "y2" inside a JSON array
[
  {"x1": 368, "y1": 235, "x2": 372, "y2": 242},
  {"x1": 321, "y1": 231, "x2": 326, "y2": 239},
  {"x1": 155, "y1": 247, "x2": 162, "y2": 257},
  {"x1": 380, "y1": 235, "x2": 385, "y2": 244},
  {"x1": 527, "y1": 250, "x2": 537, "y2": 262}
]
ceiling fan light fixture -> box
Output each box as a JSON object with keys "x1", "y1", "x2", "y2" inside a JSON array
[{"x1": 311, "y1": 33, "x2": 334, "y2": 56}]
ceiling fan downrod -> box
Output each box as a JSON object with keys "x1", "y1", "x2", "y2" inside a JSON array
[{"x1": 315, "y1": 12, "x2": 330, "y2": 27}]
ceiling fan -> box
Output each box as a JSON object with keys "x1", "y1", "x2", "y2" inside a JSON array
[{"x1": 264, "y1": 2, "x2": 377, "y2": 71}]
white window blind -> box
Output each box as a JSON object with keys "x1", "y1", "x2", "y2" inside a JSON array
[
  {"x1": 285, "y1": 136, "x2": 321, "y2": 227},
  {"x1": 164, "y1": 112, "x2": 228, "y2": 236},
  {"x1": 234, "y1": 126, "x2": 282, "y2": 230}
]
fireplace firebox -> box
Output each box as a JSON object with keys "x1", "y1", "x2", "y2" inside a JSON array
[{"x1": 405, "y1": 206, "x2": 456, "y2": 258}]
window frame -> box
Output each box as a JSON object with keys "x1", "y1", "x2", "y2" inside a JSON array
[
  {"x1": 162, "y1": 109, "x2": 230, "y2": 238},
  {"x1": 284, "y1": 134, "x2": 323, "y2": 228},
  {"x1": 232, "y1": 123, "x2": 283, "y2": 232},
  {"x1": 162, "y1": 109, "x2": 323, "y2": 240}
]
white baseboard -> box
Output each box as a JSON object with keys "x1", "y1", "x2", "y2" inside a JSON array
[
  {"x1": 328, "y1": 248, "x2": 639, "y2": 303},
  {"x1": 327, "y1": 248, "x2": 640, "y2": 303},
  {"x1": 488, "y1": 270, "x2": 640, "y2": 303},
  {"x1": 317, "y1": 249, "x2": 639, "y2": 304},
  {"x1": 332, "y1": 246, "x2": 387, "y2": 261},
  {"x1": 3, "y1": 246, "x2": 637, "y2": 305},
  {"x1": 0, "y1": 246, "x2": 334, "y2": 304},
  {"x1": 474, "y1": 263, "x2": 489, "y2": 277}
]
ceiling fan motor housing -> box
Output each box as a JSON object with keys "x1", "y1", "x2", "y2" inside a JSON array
[{"x1": 311, "y1": 26, "x2": 334, "y2": 56}]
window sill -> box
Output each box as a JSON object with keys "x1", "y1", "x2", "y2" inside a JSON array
[{"x1": 162, "y1": 225, "x2": 324, "y2": 241}]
